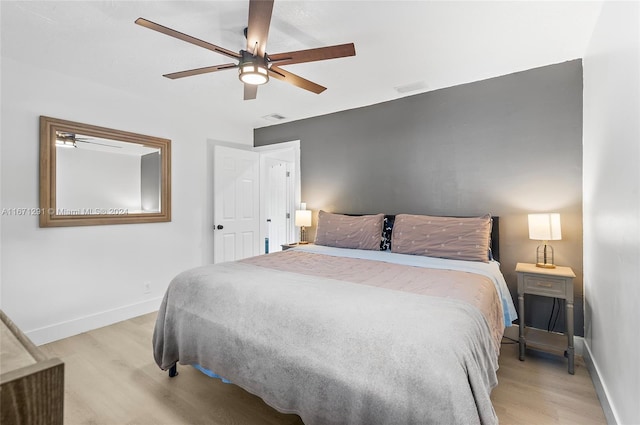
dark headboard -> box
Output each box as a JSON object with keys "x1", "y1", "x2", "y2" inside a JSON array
[{"x1": 490, "y1": 216, "x2": 500, "y2": 262}]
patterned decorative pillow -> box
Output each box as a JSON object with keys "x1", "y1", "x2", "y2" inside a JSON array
[
  {"x1": 380, "y1": 215, "x2": 395, "y2": 251},
  {"x1": 391, "y1": 214, "x2": 492, "y2": 262},
  {"x1": 315, "y1": 211, "x2": 385, "y2": 251}
]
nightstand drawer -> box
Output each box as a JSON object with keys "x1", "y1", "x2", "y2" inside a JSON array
[{"x1": 523, "y1": 274, "x2": 566, "y2": 297}]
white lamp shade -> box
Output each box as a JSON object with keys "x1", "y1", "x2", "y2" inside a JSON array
[
  {"x1": 528, "y1": 213, "x2": 562, "y2": 241},
  {"x1": 295, "y1": 210, "x2": 312, "y2": 227}
]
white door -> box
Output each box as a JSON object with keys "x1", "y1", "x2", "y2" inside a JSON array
[
  {"x1": 213, "y1": 145, "x2": 260, "y2": 263},
  {"x1": 265, "y1": 158, "x2": 293, "y2": 251}
]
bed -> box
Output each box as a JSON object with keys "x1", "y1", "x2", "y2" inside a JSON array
[{"x1": 153, "y1": 212, "x2": 517, "y2": 425}]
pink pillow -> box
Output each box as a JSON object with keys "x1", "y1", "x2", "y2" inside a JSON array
[
  {"x1": 314, "y1": 211, "x2": 384, "y2": 251},
  {"x1": 391, "y1": 214, "x2": 492, "y2": 262}
]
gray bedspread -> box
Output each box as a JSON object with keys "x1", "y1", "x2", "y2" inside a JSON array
[{"x1": 153, "y1": 259, "x2": 499, "y2": 425}]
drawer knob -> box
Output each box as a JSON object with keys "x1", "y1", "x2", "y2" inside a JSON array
[{"x1": 537, "y1": 282, "x2": 553, "y2": 288}]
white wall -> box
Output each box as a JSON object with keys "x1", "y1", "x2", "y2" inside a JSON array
[
  {"x1": 57, "y1": 147, "x2": 141, "y2": 211},
  {"x1": 583, "y1": 2, "x2": 640, "y2": 424},
  {"x1": 0, "y1": 57, "x2": 251, "y2": 344}
]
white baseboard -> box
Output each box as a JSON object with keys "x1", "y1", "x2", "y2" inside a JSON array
[
  {"x1": 583, "y1": 340, "x2": 619, "y2": 425},
  {"x1": 26, "y1": 297, "x2": 163, "y2": 346},
  {"x1": 504, "y1": 326, "x2": 616, "y2": 423}
]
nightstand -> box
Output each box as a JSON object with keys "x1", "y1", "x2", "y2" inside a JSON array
[{"x1": 516, "y1": 262, "x2": 576, "y2": 374}]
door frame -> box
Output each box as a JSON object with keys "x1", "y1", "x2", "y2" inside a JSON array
[
  {"x1": 255, "y1": 140, "x2": 301, "y2": 254},
  {"x1": 205, "y1": 140, "x2": 301, "y2": 263}
]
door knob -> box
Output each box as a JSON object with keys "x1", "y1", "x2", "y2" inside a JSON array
[{"x1": 216, "y1": 225, "x2": 224, "y2": 230}]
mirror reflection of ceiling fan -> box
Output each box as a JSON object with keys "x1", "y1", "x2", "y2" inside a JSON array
[
  {"x1": 55, "y1": 132, "x2": 122, "y2": 149},
  {"x1": 135, "y1": 0, "x2": 356, "y2": 100}
]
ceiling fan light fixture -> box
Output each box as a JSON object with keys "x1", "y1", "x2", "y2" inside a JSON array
[
  {"x1": 55, "y1": 138, "x2": 77, "y2": 148},
  {"x1": 239, "y1": 50, "x2": 269, "y2": 85},
  {"x1": 239, "y1": 63, "x2": 269, "y2": 85}
]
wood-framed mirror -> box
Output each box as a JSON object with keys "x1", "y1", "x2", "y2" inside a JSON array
[{"x1": 39, "y1": 116, "x2": 171, "y2": 227}]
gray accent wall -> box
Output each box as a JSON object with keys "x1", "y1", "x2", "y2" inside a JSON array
[{"x1": 255, "y1": 60, "x2": 584, "y2": 335}]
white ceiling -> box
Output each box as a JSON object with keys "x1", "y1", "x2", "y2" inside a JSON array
[
  {"x1": 1, "y1": 1, "x2": 603, "y2": 134},
  {"x1": 69, "y1": 135, "x2": 160, "y2": 156}
]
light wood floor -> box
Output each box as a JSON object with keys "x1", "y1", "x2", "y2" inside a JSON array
[{"x1": 41, "y1": 313, "x2": 606, "y2": 425}]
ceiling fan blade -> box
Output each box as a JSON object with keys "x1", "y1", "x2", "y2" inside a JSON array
[
  {"x1": 244, "y1": 84, "x2": 258, "y2": 100},
  {"x1": 135, "y1": 18, "x2": 240, "y2": 60},
  {"x1": 269, "y1": 43, "x2": 356, "y2": 66},
  {"x1": 77, "y1": 140, "x2": 123, "y2": 149},
  {"x1": 246, "y1": 0, "x2": 274, "y2": 57},
  {"x1": 269, "y1": 65, "x2": 326, "y2": 94},
  {"x1": 163, "y1": 63, "x2": 238, "y2": 80}
]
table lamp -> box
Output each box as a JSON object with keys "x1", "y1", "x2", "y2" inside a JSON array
[
  {"x1": 528, "y1": 213, "x2": 562, "y2": 268},
  {"x1": 295, "y1": 206, "x2": 312, "y2": 244}
]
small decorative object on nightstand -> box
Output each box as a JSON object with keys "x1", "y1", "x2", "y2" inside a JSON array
[{"x1": 516, "y1": 262, "x2": 576, "y2": 374}]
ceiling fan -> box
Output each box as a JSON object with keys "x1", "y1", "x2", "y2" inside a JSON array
[
  {"x1": 55, "y1": 132, "x2": 122, "y2": 149},
  {"x1": 135, "y1": 0, "x2": 356, "y2": 100}
]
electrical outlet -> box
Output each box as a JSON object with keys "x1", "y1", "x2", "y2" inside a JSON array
[{"x1": 143, "y1": 281, "x2": 151, "y2": 294}]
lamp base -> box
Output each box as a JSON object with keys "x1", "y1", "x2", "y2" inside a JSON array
[
  {"x1": 536, "y1": 243, "x2": 555, "y2": 269},
  {"x1": 299, "y1": 226, "x2": 309, "y2": 244}
]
